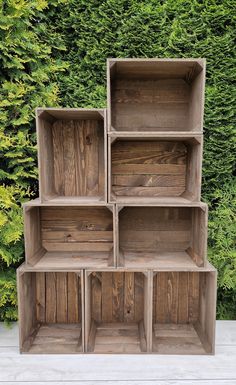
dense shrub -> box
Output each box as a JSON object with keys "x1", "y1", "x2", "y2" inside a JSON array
[{"x1": 0, "y1": 0, "x2": 235, "y2": 321}]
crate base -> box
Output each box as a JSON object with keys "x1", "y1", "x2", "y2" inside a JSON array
[
  {"x1": 152, "y1": 323, "x2": 206, "y2": 354},
  {"x1": 120, "y1": 251, "x2": 198, "y2": 270},
  {"x1": 88, "y1": 322, "x2": 146, "y2": 353},
  {"x1": 33, "y1": 252, "x2": 112, "y2": 269},
  {"x1": 23, "y1": 323, "x2": 82, "y2": 354}
]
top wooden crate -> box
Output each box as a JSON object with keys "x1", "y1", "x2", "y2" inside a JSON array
[
  {"x1": 107, "y1": 58, "x2": 205, "y2": 134},
  {"x1": 36, "y1": 108, "x2": 106, "y2": 203}
]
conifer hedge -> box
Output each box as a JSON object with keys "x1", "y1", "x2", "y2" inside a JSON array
[{"x1": 0, "y1": 0, "x2": 235, "y2": 321}]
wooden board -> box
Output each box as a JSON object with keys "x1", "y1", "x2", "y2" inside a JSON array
[
  {"x1": 27, "y1": 324, "x2": 82, "y2": 354},
  {"x1": 111, "y1": 140, "x2": 187, "y2": 199}
]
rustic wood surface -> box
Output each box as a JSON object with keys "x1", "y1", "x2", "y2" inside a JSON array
[{"x1": 0, "y1": 321, "x2": 235, "y2": 384}]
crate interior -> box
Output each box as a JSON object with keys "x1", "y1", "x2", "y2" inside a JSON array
[
  {"x1": 111, "y1": 137, "x2": 201, "y2": 203},
  {"x1": 19, "y1": 271, "x2": 82, "y2": 353},
  {"x1": 152, "y1": 271, "x2": 216, "y2": 354},
  {"x1": 25, "y1": 206, "x2": 114, "y2": 269},
  {"x1": 38, "y1": 109, "x2": 105, "y2": 202},
  {"x1": 86, "y1": 271, "x2": 149, "y2": 353},
  {"x1": 109, "y1": 60, "x2": 204, "y2": 132},
  {"x1": 118, "y1": 206, "x2": 206, "y2": 268}
]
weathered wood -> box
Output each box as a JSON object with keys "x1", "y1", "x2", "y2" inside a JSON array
[
  {"x1": 17, "y1": 268, "x2": 84, "y2": 354},
  {"x1": 36, "y1": 108, "x2": 106, "y2": 202},
  {"x1": 107, "y1": 58, "x2": 205, "y2": 133}
]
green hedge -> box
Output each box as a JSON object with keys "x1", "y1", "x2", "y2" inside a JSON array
[{"x1": 0, "y1": 0, "x2": 235, "y2": 322}]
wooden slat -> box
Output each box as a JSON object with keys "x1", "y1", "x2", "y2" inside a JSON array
[
  {"x1": 112, "y1": 272, "x2": 124, "y2": 322},
  {"x1": 124, "y1": 272, "x2": 135, "y2": 322},
  {"x1": 92, "y1": 273, "x2": 102, "y2": 323},
  {"x1": 42, "y1": 231, "x2": 113, "y2": 242},
  {"x1": 167, "y1": 272, "x2": 179, "y2": 323},
  {"x1": 36, "y1": 272, "x2": 45, "y2": 323},
  {"x1": 63, "y1": 120, "x2": 76, "y2": 196},
  {"x1": 188, "y1": 272, "x2": 200, "y2": 323},
  {"x1": 56, "y1": 273, "x2": 68, "y2": 323},
  {"x1": 101, "y1": 273, "x2": 113, "y2": 322},
  {"x1": 112, "y1": 164, "x2": 186, "y2": 175},
  {"x1": 45, "y1": 273, "x2": 56, "y2": 323},
  {"x1": 42, "y1": 242, "x2": 113, "y2": 252},
  {"x1": 134, "y1": 273, "x2": 144, "y2": 322},
  {"x1": 112, "y1": 175, "x2": 186, "y2": 187},
  {"x1": 52, "y1": 120, "x2": 65, "y2": 195},
  {"x1": 178, "y1": 272, "x2": 189, "y2": 324},
  {"x1": 67, "y1": 273, "x2": 79, "y2": 323},
  {"x1": 113, "y1": 186, "x2": 185, "y2": 197}
]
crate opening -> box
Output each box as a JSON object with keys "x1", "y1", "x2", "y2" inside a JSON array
[
  {"x1": 86, "y1": 271, "x2": 149, "y2": 353},
  {"x1": 37, "y1": 109, "x2": 105, "y2": 202},
  {"x1": 110, "y1": 137, "x2": 201, "y2": 203},
  {"x1": 19, "y1": 271, "x2": 82, "y2": 353},
  {"x1": 25, "y1": 206, "x2": 114, "y2": 269},
  {"x1": 152, "y1": 271, "x2": 216, "y2": 354},
  {"x1": 118, "y1": 206, "x2": 206, "y2": 268},
  {"x1": 109, "y1": 60, "x2": 204, "y2": 132}
]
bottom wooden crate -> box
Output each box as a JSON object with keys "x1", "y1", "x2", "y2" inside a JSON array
[
  {"x1": 85, "y1": 270, "x2": 151, "y2": 353},
  {"x1": 17, "y1": 266, "x2": 84, "y2": 353},
  {"x1": 152, "y1": 268, "x2": 217, "y2": 354}
]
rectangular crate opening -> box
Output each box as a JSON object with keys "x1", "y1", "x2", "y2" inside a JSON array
[
  {"x1": 25, "y1": 205, "x2": 114, "y2": 269},
  {"x1": 118, "y1": 206, "x2": 207, "y2": 268},
  {"x1": 37, "y1": 108, "x2": 106, "y2": 203},
  {"x1": 152, "y1": 270, "x2": 216, "y2": 354},
  {"x1": 108, "y1": 59, "x2": 205, "y2": 133},
  {"x1": 110, "y1": 137, "x2": 201, "y2": 203},
  {"x1": 85, "y1": 271, "x2": 149, "y2": 353},
  {"x1": 18, "y1": 270, "x2": 83, "y2": 353}
]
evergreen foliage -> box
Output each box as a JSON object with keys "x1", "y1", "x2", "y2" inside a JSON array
[{"x1": 0, "y1": 0, "x2": 235, "y2": 321}]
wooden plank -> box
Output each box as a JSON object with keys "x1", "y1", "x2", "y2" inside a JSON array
[
  {"x1": 36, "y1": 272, "x2": 45, "y2": 323},
  {"x1": 112, "y1": 174, "x2": 186, "y2": 187},
  {"x1": 67, "y1": 273, "x2": 79, "y2": 323},
  {"x1": 112, "y1": 186, "x2": 185, "y2": 197},
  {"x1": 42, "y1": 230, "x2": 113, "y2": 242},
  {"x1": 112, "y1": 272, "x2": 124, "y2": 322},
  {"x1": 112, "y1": 141, "x2": 187, "y2": 164},
  {"x1": 52, "y1": 120, "x2": 64, "y2": 195},
  {"x1": 167, "y1": 272, "x2": 179, "y2": 323},
  {"x1": 101, "y1": 273, "x2": 113, "y2": 322},
  {"x1": 188, "y1": 272, "x2": 200, "y2": 323},
  {"x1": 124, "y1": 272, "x2": 135, "y2": 322},
  {"x1": 112, "y1": 163, "x2": 186, "y2": 175},
  {"x1": 155, "y1": 273, "x2": 168, "y2": 323},
  {"x1": 42, "y1": 242, "x2": 113, "y2": 252},
  {"x1": 178, "y1": 272, "x2": 189, "y2": 323},
  {"x1": 92, "y1": 273, "x2": 102, "y2": 323},
  {"x1": 45, "y1": 272, "x2": 56, "y2": 323},
  {"x1": 85, "y1": 120, "x2": 99, "y2": 196},
  {"x1": 134, "y1": 273, "x2": 144, "y2": 322},
  {"x1": 63, "y1": 120, "x2": 76, "y2": 196}
]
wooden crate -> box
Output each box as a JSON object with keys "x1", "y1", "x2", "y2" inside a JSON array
[
  {"x1": 24, "y1": 202, "x2": 115, "y2": 269},
  {"x1": 107, "y1": 58, "x2": 205, "y2": 133},
  {"x1": 109, "y1": 134, "x2": 202, "y2": 203},
  {"x1": 85, "y1": 270, "x2": 152, "y2": 353},
  {"x1": 17, "y1": 265, "x2": 84, "y2": 353},
  {"x1": 36, "y1": 108, "x2": 106, "y2": 203},
  {"x1": 117, "y1": 204, "x2": 208, "y2": 268},
  {"x1": 151, "y1": 266, "x2": 217, "y2": 354}
]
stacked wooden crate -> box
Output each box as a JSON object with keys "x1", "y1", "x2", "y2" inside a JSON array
[{"x1": 17, "y1": 58, "x2": 217, "y2": 355}]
